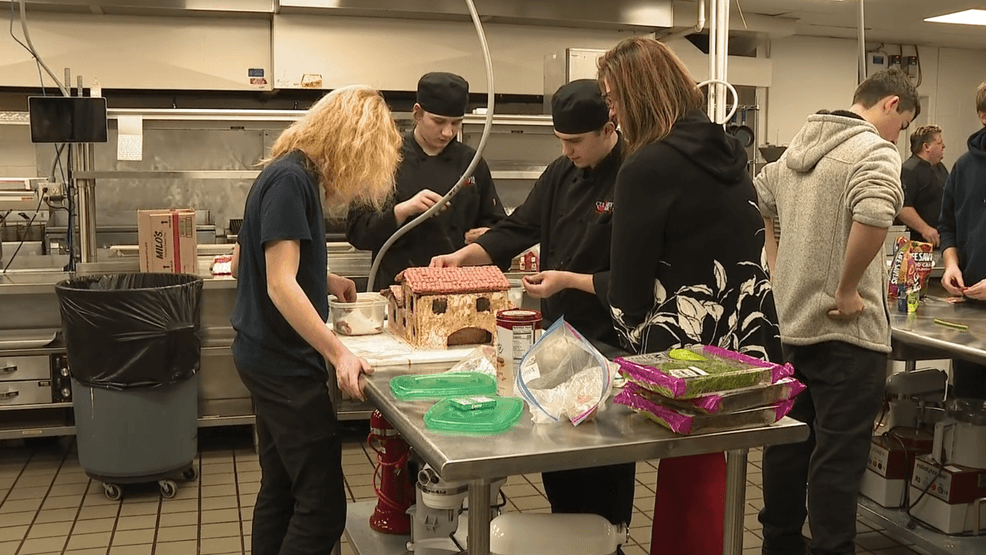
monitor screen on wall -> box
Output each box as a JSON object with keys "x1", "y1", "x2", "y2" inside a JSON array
[{"x1": 29, "y1": 97, "x2": 108, "y2": 143}]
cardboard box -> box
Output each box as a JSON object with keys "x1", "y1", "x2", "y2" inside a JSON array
[{"x1": 138, "y1": 209, "x2": 197, "y2": 274}]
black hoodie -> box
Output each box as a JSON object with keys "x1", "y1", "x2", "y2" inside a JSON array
[
  {"x1": 939, "y1": 126, "x2": 986, "y2": 285},
  {"x1": 608, "y1": 109, "x2": 781, "y2": 361}
]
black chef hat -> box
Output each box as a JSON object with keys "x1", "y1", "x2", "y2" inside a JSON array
[
  {"x1": 416, "y1": 72, "x2": 470, "y2": 118},
  {"x1": 552, "y1": 79, "x2": 610, "y2": 134}
]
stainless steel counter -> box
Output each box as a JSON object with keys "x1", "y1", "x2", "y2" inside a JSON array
[
  {"x1": 361, "y1": 367, "x2": 810, "y2": 555},
  {"x1": 871, "y1": 292, "x2": 986, "y2": 555},
  {"x1": 890, "y1": 294, "x2": 986, "y2": 365}
]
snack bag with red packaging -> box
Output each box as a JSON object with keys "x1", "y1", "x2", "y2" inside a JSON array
[{"x1": 888, "y1": 237, "x2": 934, "y2": 298}]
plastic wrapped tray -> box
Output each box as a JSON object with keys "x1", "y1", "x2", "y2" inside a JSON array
[
  {"x1": 328, "y1": 292, "x2": 386, "y2": 336},
  {"x1": 615, "y1": 388, "x2": 796, "y2": 435},
  {"x1": 629, "y1": 377, "x2": 805, "y2": 415},
  {"x1": 424, "y1": 396, "x2": 524, "y2": 434},
  {"x1": 390, "y1": 371, "x2": 496, "y2": 400},
  {"x1": 615, "y1": 345, "x2": 793, "y2": 399}
]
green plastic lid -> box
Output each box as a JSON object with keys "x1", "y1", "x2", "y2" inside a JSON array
[
  {"x1": 390, "y1": 372, "x2": 497, "y2": 400},
  {"x1": 424, "y1": 397, "x2": 525, "y2": 434}
]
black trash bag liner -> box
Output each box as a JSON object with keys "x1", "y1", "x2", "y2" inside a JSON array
[{"x1": 56, "y1": 273, "x2": 203, "y2": 390}]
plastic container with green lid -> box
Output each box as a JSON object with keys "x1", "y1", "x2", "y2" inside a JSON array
[
  {"x1": 390, "y1": 372, "x2": 496, "y2": 400},
  {"x1": 424, "y1": 397, "x2": 525, "y2": 434}
]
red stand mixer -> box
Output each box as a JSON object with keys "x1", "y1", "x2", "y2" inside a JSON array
[{"x1": 367, "y1": 410, "x2": 414, "y2": 534}]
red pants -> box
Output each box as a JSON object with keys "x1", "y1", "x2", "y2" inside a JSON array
[{"x1": 649, "y1": 452, "x2": 726, "y2": 555}]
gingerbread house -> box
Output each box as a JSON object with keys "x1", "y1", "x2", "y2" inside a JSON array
[{"x1": 384, "y1": 266, "x2": 512, "y2": 349}]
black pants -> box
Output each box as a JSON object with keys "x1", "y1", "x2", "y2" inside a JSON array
[
  {"x1": 952, "y1": 358, "x2": 986, "y2": 400},
  {"x1": 236, "y1": 367, "x2": 346, "y2": 555},
  {"x1": 759, "y1": 342, "x2": 886, "y2": 555},
  {"x1": 542, "y1": 462, "x2": 636, "y2": 526}
]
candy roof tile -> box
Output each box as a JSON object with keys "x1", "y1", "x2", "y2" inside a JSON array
[{"x1": 400, "y1": 266, "x2": 510, "y2": 295}]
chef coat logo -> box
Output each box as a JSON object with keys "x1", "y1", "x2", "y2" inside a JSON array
[
  {"x1": 466, "y1": 176, "x2": 477, "y2": 187},
  {"x1": 595, "y1": 201, "x2": 614, "y2": 214}
]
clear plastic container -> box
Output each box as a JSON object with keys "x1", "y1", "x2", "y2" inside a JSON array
[
  {"x1": 424, "y1": 396, "x2": 525, "y2": 434},
  {"x1": 390, "y1": 372, "x2": 497, "y2": 400},
  {"x1": 328, "y1": 292, "x2": 387, "y2": 336}
]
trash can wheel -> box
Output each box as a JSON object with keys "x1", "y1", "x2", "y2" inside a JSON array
[
  {"x1": 181, "y1": 466, "x2": 198, "y2": 481},
  {"x1": 159, "y1": 479, "x2": 178, "y2": 499},
  {"x1": 102, "y1": 483, "x2": 123, "y2": 501}
]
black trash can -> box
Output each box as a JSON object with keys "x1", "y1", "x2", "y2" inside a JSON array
[{"x1": 56, "y1": 273, "x2": 203, "y2": 500}]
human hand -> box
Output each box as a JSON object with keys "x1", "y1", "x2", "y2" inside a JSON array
[
  {"x1": 327, "y1": 273, "x2": 357, "y2": 302},
  {"x1": 522, "y1": 271, "x2": 569, "y2": 299},
  {"x1": 941, "y1": 265, "x2": 967, "y2": 296},
  {"x1": 963, "y1": 279, "x2": 986, "y2": 301},
  {"x1": 395, "y1": 189, "x2": 446, "y2": 224},
  {"x1": 464, "y1": 227, "x2": 489, "y2": 244},
  {"x1": 334, "y1": 351, "x2": 374, "y2": 401},
  {"x1": 827, "y1": 288, "x2": 864, "y2": 321},
  {"x1": 920, "y1": 227, "x2": 940, "y2": 247},
  {"x1": 430, "y1": 252, "x2": 461, "y2": 268}
]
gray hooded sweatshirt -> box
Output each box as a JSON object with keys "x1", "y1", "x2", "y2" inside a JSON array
[{"x1": 755, "y1": 113, "x2": 903, "y2": 353}]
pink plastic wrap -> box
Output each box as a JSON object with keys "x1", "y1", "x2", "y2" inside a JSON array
[
  {"x1": 615, "y1": 388, "x2": 797, "y2": 435},
  {"x1": 615, "y1": 345, "x2": 794, "y2": 399},
  {"x1": 626, "y1": 377, "x2": 806, "y2": 415}
]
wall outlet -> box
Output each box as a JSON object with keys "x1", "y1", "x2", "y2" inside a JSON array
[{"x1": 45, "y1": 182, "x2": 64, "y2": 202}]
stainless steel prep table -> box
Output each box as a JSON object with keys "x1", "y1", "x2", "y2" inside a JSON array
[
  {"x1": 358, "y1": 367, "x2": 810, "y2": 555},
  {"x1": 890, "y1": 294, "x2": 986, "y2": 366},
  {"x1": 859, "y1": 295, "x2": 986, "y2": 555}
]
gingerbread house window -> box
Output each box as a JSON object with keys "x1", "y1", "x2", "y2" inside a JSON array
[{"x1": 476, "y1": 297, "x2": 490, "y2": 313}]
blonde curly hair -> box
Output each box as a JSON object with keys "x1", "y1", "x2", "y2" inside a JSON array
[{"x1": 267, "y1": 85, "x2": 402, "y2": 212}]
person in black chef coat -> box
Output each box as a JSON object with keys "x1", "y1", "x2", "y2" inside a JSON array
[
  {"x1": 430, "y1": 79, "x2": 635, "y2": 540},
  {"x1": 346, "y1": 72, "x2": 506, "y2": 288},
  {"x1": 897, "y1": 124, "x2": 948, "y2": 245}
]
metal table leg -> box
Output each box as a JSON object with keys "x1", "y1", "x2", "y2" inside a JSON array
[
  {"x1": 468, "y1": 478, "x2": 492, "y2": 555},
  {"x1": 723, "y1": 448, "x2": 749, "y2": 555}
]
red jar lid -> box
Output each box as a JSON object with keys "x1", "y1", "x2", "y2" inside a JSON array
[{"x1": 496, "y1": 309, "x2": 542, "y2": 324}]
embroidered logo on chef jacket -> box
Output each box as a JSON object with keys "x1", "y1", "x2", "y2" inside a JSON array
[
  {"x1": 595, "y1": 201, "x2": 614, "y2": 214},
  {"x1": 465, "y1": 176, "x2": 477, "y2": 187}
]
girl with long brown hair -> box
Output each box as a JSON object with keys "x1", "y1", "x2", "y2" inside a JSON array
[{"x1": 599, "y1": 37, "x2": 782, "y2": 555}]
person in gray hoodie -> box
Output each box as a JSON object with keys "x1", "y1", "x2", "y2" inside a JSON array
[{"x1": 754, "y1": 68, "x2": 919, "y2": 555}]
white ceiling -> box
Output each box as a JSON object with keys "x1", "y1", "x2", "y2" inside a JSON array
[{"x1": 733, "y1": 0, "x2": 986, "y2": 50}]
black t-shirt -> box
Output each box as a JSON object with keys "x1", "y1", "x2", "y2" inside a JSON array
[
  {"x1": 899, "y1": 154, "x2": 948, "y2": 233},
  {"x1": 231, "y1": 151, "x2": 328, "y2": 377},
  {"x1": 475, "y1": 139, "x2": 623, "y2": 347}
]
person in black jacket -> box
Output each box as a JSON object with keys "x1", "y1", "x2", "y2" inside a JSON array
[
  {"x1": 598, "y1": 37, "x2": 782, "y2": 555},
  {"x1": 430, "y1": 80, "x2": 635, "y2": 536},
  {"x1": 346, "y1": 72, "x2": 506, "y2": 289},
  {"x1": 898, "y1": 124, "x2": 947, "y2": 245}
]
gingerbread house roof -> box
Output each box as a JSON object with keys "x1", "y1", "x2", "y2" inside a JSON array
[
  {"x1": 400, "y1": 266, "x2": 510, "y2": 295},
  {"x1": 384, "y1": 285, "x2": 404, "y2": 307}
]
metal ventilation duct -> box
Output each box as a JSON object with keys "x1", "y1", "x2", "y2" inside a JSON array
[{"x1": 277, "y1": 0, "x2": 674, "y2": 30}]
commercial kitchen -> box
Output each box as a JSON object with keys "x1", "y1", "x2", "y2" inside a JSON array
[{"x1": 2, "y1": 1, "x2": 986, "y2": 555}]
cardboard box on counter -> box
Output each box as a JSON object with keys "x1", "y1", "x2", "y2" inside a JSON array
[{"x1": 138, "y1": 209, "x2": 197, "y2": 274}]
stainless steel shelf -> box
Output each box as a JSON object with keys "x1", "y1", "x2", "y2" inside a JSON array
[
  {"x1": 108, "y1": 108, "x2": 306, "y2": 123},
  {"x1": 345, "y1": 500, "x2": 411, "y2": 555},
  {"x1": 0, "y1": 423, "x2": 75, "y2": 441},
  {"x1": 73, "y1": 170, "x2": 261, "y2": 180},
  {"x1": 857, "y1": 496, "x2": 986, "y2": 555},
  {"x1": 491, "y1": 170, "x2": 544, "y2": 180},
  {"x1": 0, "y1": 402, "x2": 72, "y2": 412},
  {"x1": 196, "y1": 414, "x2": 256, "y2": 428}
]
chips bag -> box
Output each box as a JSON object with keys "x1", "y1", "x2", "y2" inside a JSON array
[{"x1": 888, "y1": 237, "x2": 934, "y2": 299}]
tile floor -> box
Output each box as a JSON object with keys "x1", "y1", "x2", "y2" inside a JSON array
[{"x1": 0, "y1": 424, "x2": 931, "y2": 555}]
